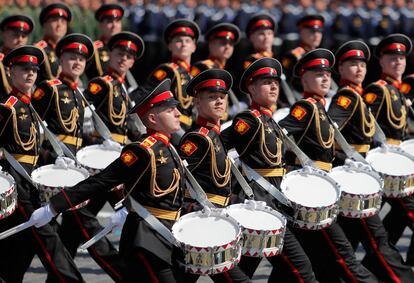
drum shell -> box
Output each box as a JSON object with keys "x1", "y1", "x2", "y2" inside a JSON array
[{"x1": 0, "y1": 171, "x2": 17, "y2": 220}]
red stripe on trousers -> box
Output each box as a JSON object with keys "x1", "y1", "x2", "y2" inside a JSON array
[
  {"x1": 280, "y1": 253, "x2": 305, "y2": 283},
  {"x1": 361, "y1": 218, "x2": 401, "y2": 283},
  {"x1": 18, "y1": 203, "x2": 67, "y2": 283},
  {"x1": 397, "y1": 199, "x2": 414, "y2": 222},
  {"x1": 321, "y1": 229, "x2": 358, "y2": 283},
  {"x1": 137, "y1": 251, "x2": 159, "y2": 283},
  {"x1": 61, "y1": 191, "x2": 123, "y2": 281},
  {"x1": 223, "y1": 271, "x2": 234, "y2": 283}
]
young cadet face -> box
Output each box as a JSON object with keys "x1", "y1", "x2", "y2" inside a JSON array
[
  {"x1": 338, "y1": 59, "x2": 367, "y2": 85},
  {"x1": 2, "y1": 29, "x2": 29, "y2": 50},
  {"x1": 379, "y1": 54, "x2": 406, "y2": 80},
  {"x1": 109, "y1": 48, "x2": 135, "y2": 75},
  {"x1": 248, "y1": 77, "x2": 280, "y2": 108},
  {"x1": 195, "y1": 90, "x2": 228, "y2": 122},
  {"x1": 208, "y1": 38, "x2": 234, "y2": 62},
  {"x1": 300, "y1": 28, "x2": 322, "y2": 49},
  {"x1": 99, "y1": 18, "x2": 122, "y2": 41},
  {"x1": 44, "y1": 17, "x2": 68, "y2": 41},
  {"x1": 168, "y1": 35, "x2": 196, "y2": 61},
  {"x1": 302, "y1": 69, "x2": 331, "y2": 96},
  {"x1": 10, "y1": 65, "x2": 37, "y2": 93},
  {"x1": 147, "y1": 106, "x2": 182, "y2": 134},
  {"x1": 249, "y1": 29, "x2": 274, "y2": 52},
  {"x1": 60, "y1": 52, "x2": 86, "y2": 79}
]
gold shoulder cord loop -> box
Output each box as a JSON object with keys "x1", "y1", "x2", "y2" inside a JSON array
[
  {"x1": 356, "y1": 95, "x2": 375, "y2": 138},
  {"x1": 150, "y1": 149, "x2": 181, "y2": 198},
  {"x1": 108, "y1": 82, "x2": 126, "y2": 126},
  {"x1": 383, "y1": 87, "x2": 406, "y2": 129},
  {"x1": 312, "y1": 103, "x2": 334, "y2": 149},
  {"x1": 205, "y1": 135, "x2": 231, "y2": 188},
  {"x1": 257, "y1": 118, "x2": 282, "y2": 166},
  {"x1": 169, "y1": 65, "x2": 192, "y2": 109},
  {"x1": 12, "y1": 107, "x2": 37, "y2": 151},
  {"x1": 54, "y1": 86, "x2": 79, "y2": 133}
]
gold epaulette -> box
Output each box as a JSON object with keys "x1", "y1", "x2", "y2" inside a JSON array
[
  {"x1": 46, "y1": 79, "x2": 62, "y2": 86},
  {"x1": 3, "y1": 96, "x2": 18, "y2": 108},
  {"x1": 140, "y1": 136, "x2": 157, "y2": 150}
]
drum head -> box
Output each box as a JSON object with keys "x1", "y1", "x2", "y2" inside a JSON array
[
  {"x1": 281, "y1": 173, "x2": 339, "y2": 207},
  {"x1": 76, "y1": 145, "x2": 121, "y2": 170},
  {"x1": 0, "y1": 172, "x2": 14, "y2": 193},
  {"x1": 226, "y1": 205, "x2": 283, "y2": 231},
  {"x1": 172, "y1": 210, "x2": 239, "y2": 247},
  {"x1": 32, "y1": 165, "x2": 89, "y2": 187},
  {"x1": 272, "y1": 107, "x2": 290, "y2": 123},
  {"x1": 366, "y1": 148, "x2": 414, "y2": 176},
  {"x1": 400, "y1": 139, "x2": 414, "y2": 156},
  {"x1": 329, "y1": 168, "x2": 381, "y2": 195}
]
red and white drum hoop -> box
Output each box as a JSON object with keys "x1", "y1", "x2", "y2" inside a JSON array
[{"x1": 0, "y1": 171, "x2": 17, "y2": 220}]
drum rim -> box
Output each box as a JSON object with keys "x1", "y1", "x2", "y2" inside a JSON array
[
  {"x1": 0, "y1": 170, "x2": 16, "y2": 195},
  {"x1": 31, "y1": 164, "x2": 90, "y2": 187},
  {"x1": 76, "y1": 144, "x2": 122, "y2": 170},
  {"x1": 330, "y1": 165, "x2": 383, "y2": 194},
  {"x1": 366, "y1": 146, "x2": 414, "y2": 176}
]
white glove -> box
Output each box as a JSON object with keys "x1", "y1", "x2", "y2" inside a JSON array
[
  {"x1": 103, "y1": 139, "x2": 122, "y2": 151},
  {"x1": 55, "y1": 156, "x2": 75, "y2": 169},
  {"x1": 109, "y1": 207, "x2": 128, "y2": 229},
  {"x1": 30, "y1": 204, "x2": 56, "y2": 228}
]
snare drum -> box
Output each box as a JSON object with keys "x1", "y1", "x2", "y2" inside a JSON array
[
  {"x1": 226, "y1": 200, "x2": 286, "y2": 257},
  {"x1": 32, "y1": 164, "x2": 89, "y2": 210},
  {"x1": 281, "y1": 168, "x2": 341, "y2": 230},
  {"x1": 0, "y1": 171, "x2": 17, "y2": 220},
  {"x1": 366, "y1": 146, "x2": 414, "y2": 198},
  {"x1": 329, "y1": 165, "x2": 383, "y2": 218},
  {"x1": 172, "y1": 208, "x2": 242, "y2": 275}
]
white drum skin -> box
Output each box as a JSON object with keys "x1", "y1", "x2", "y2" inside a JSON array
[
  {"x1": 366, "y1": 146, "x2": 414, "y2": 198},
  {"x1": 172, "y1": 208, "x2": 242, "y2": 275},
  {"x1": 281, "y1": 168, "x2": 341, "y2": 230},
  {"x1": 76, "y1": 144, "x2": 122, "y2": 174},
  {"x1": 329, "y1": 165, "x2": 382, "y2": 218},
  {"x1": 0, "y1": 171, "x2": 17, "y2": 220},
  {"x1": 226, "y1": 200, "x2": 286, "y2": 257}
]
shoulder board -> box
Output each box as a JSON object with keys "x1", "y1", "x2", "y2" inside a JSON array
[
  {"x1": 198, "y1": 127, "x2": 210, "y2": 136},
  {"x1": 35, "y1": 40, "x2": 47, "y2": 49},
  {"x1": 94, "y1": 40, "x2": 104, "y2": 49},
  {"x1": 251, "y1": 109, "x2": 261, "y2": 118},
  {"x1": 305, "y1": 97, "x2": 317, "y2": 104},
  {"x1": 0, "y1": 52, "x2": 4, "y2": 62},
  {"x1": 202, "y1": 59, "x2": 215, "y2": 67},
  {"x1": 190, "y1": 66, "x2": 201, "y2": 77},
  {"x1": 3, "y1": 96, "x2": 18, "y2": 108},
  {"x1": 401, "y1": 82, "x2": 411, "y2": 95},
  {"x1": 47, "y1": 79, "x2": 62, "y2": 86},
  {"x1": 374, "y1": 79, "x2": 387, "y2": 87},
  {"x1": 140, "y1": 136, "x2": 157, "y2": 150},
  {"x1": 103, "y1": 75, "x2": 113, "y2": 82},
  {"x1": 166, "y1": 63, "x2": 178, "y2": 70},
  {"x1": 292, "y1": 47, "x2": 305, "y2": 59}
]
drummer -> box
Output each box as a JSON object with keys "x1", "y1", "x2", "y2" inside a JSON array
[
  {"x1": 277, "y1": 49, "x2": 378, "y2": 282},
  {"x1": 178, "y1": 68, "x2": 251, "y2": 282},
  {"x1": 328, "y1": 40, "x2": 414, "y2": 282},
  {"x1": 0, "y1": 45, "x2": 84, "y2": 282},
  {"x1": 222, "y1": 57, "x2": 318, "y2": 282},
  {"x1": 29, "y1": 79, "x2": 188, "y2": 283},
  {"x1": 31, "y1": 33, "x2": 128, "y2": 282}
]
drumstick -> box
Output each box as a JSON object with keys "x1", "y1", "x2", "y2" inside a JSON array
[
  {"x1": 0, "y1": 219, "x2": 34, "y2": 240},
  {"x1": 79, "y1": 223, "x2": 114, "y2": 250}
]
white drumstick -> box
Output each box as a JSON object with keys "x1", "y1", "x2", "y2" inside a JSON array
[
  {"x1": 80, "y1": 223, "x2": 114, "y2": 250},
  {"x1": 0, "y1": 219, "x2": 34, "y2": 240}
]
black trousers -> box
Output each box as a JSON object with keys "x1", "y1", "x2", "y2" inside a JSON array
[
  {"x1": 290, "y1": 223, "x2": 378, "y2": 283},
  {"x1": 0, "y1": 164, "x2": 84, "y2": 283},
  {"x1": 184, "y1": 267, "x2": 252, "y2": 283},
  {"x1": 238, "y1": 228, "x2": 317, "y2": 282},
  {"x1": 339, "y1": 214, "x2": 414, "y2": 282},
  {"x1": 383, "y1": 196, "x2": 414, "y2": 265}
]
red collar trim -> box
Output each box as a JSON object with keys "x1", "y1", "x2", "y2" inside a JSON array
[
  {"x1": 251, "y1": 101, "x2": 273, "y2": 117},
  {"x1": 59, "y1": 73, "x2": 78, "y2": 90},
  {"x1": 381, "y1": 73, "x2": 401, "y2": 89},
  {"x1": 303, "y1": 92, "x2": 326, "y2": 106},
  {"x1": 173, "y1": 58, "x2": 191, "y2": 72},
  {"x1": 107, "y1": 67, "x2": 125, "y2": 83},
  {"x1": 43, "y1": 36, "x2": 57, "y2": 50},
  {"x1": 339, "y1": 79, "x2": 363, "y2": 95},
  {"x1": 147, "y1": 129, "x2": 171, "y2": 145},
  {"x1": 196, "y1": 116, "x2": 220, "y2": 134},
  {"x1": 11, "y1": 86, "x2": 31, "y2": 104}
]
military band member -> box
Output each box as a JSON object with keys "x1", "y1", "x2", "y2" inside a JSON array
[
  {"x1": 30, "y1": 79, "x2": 188, "y2": 283},
  {"x1": 132, "y1": 19, "x2": 200, "y2": 133},
  {"x1": 0, "y1": 45, "x2": 84, "y2": 283},
  {"x1": 222, "y1": 57, "x2": 318, "y2": 282},
  {"x1": 191, "y1": 23, "x2": 241, "y2": 121},
  {"x1": 0, "y1": 15, "x2": 34, "y2": 94},
  {"x1": 179, "y1": 69, "x2": 251, "y2": 283},
  {"x1": 278, "y1": 49, "x2": 378, "y2": 283},
  {"x1": 328, "y1": 40, "x2": 414, "y2": 282},
  {"x1": 85, "y1": 3, "x2": 124, "y2": 81},
  {"x1": 35, "y1": 3, "x2": 72, "y2": 83}
]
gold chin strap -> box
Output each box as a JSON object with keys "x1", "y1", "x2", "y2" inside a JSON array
[
  {"x1": 311, "y1": 103, "x2": 334, "y2": 149},
  {"x1": 383, "y1": 87, "x2": 406, "y2": 130},
  {"x1": 11, "y1": 107, "x2": 37, "y2": 151}
]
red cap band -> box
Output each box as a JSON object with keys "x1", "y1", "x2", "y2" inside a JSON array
[
  {"x1": 247, "y1": 67, "x2": 278, "y2": 85},
  {"x1": 300, "y1": 20, "x2": 323, "y2": 29},
  {"x1": 381, "y1": 43, "x2": 406, "y2": 53},
  {"x1": 137, "y1": 91, "x2": 174, "y2": 116},
  {"x1": 10, "y1": 55, "x2": 38, "y2": 65},
  {"x1": 301, "y1": 58, "x2": 330, "y2": 75},
  {"x1": 339, "y1": 50, "x2": 366, "y2": 61},
  {"x1": 99, "y1": 9, "x2": 122, "y2": 20},
  {"x1": 212, "y1": 31, "x2": 235, "y2": 40},
  {"x1": 170, "y1": 27, "x2": 195, "y2": 38},
  {"x1": 194, "y1": 79, "x2": 226, "y2": 93},
  {"x1": 115, "y1": 40, "x2": 138, "y2": 52},
  {"x1": 250, "y1": 19, "x2": 272, "y2": 33},
  {"x1": 6, "y1": 21, "x2": 30, "y2": 31},
  {"x1": 62, "y1": 43, "x2": 89, "y2": 55},
  {"x1": 46, "y1": 8, "x2": 68, "y2": 20}
]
